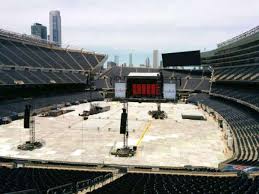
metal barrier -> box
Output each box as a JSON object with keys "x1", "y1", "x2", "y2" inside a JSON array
[
  {"x1": 104, "y1": 173, "x2": 113, "y2": 181},
  {"x1": 46, "y1": 183, "x2": 73, "y2": 194},
  {"x1": 90, "y1": 175, "x2": 103, "y2": 191},
  {"x1": 76, "y1": 179, "x2": 91, "y2": 192},
  {"x1": 0, "y1": 28, "x2": 59, "y2": 47},
  {"x1": 5, "y1": 189, "x2": 37, "y2": 194},
  {"x1": 87, "y1": 173, "x2": 114, "y2": 192},
  {"x1": 45, "y1": 172, "x2": 114, "y2": 193}
]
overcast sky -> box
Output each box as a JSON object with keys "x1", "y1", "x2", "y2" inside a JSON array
[{"x1": 0, "y1": 0, "x2": 258, "y2": 65}]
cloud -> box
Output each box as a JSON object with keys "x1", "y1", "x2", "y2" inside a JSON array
[{"x1": 0, "y1": 0, "x2": 258, "y2": 64}]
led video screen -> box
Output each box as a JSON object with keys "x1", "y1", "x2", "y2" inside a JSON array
[
  {"x1": 115, "y1": 82, "x2": 126, "y2": 98},
  {"x1": 162, "y1": 50, "x2": 201, "y2": 67},
  {"x1": 132, "y1": 84, "x2": 160, "y2": 97}
]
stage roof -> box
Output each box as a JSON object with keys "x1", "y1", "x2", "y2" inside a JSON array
[{"x1": 127, "y1": 72, "x2": 160, "y2": 77}]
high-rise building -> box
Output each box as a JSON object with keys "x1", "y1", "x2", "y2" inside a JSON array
[
  {"x1": 114, "y1": 55, "x2": 119, "y2": 66},
  {"x1": 31, "y1": 23, "x2": 47, "y2": 40},
  {"x1": 107, "y1": 61, "x2": 117, "y2": 69},
  {"x1": 153, "y1": 50, "x2": 159, "y2": 69},
  {"x1": 49, "y1": 10, "x2": 62, "y2": 45},
  {"x1": 145, "y1": 57, "x2": 150, "y2": 68},
  {"x1": 160, "y1": 60, "x2": 163, "y2": 68},
  {"x1": 129, "y1": 53, "x2": 133, "y2": 67}
]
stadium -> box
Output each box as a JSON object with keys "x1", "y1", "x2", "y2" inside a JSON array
[{"x1": 0, "y1": 22, "x2": 258, "y2": 194}]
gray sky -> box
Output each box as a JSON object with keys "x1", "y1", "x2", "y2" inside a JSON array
[{"x1": 0, "y1": 0, "x2": 258, "y2": 65}]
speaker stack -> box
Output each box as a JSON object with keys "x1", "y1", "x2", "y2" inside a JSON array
[
  {"x1": 24, "y1": 105, "x2": 31, "y2": 129},
  {"x1": 18, "y1": 105, "x2": 43, "y2": 151},
  {"x1": 111, "y1": 103, "x2": 136, "y2": 157},
  {"x1": 120, "y1": 108, "x2": 127, "y2": 134}
]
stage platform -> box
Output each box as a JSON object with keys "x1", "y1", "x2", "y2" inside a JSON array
[
  {"x1": 0, "y1": 102, "x2": 227, "y2": 168},
  {"x1": 181, "y1": 110, "x2": 206, "y2": 120}
]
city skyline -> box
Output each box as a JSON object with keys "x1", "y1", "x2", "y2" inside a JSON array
[
  {"x1": 109, "y1": 52, "x2": 161, "y2": 67},
  {"x1": 0, "y1": 0, "x2": 258, "y2": 64}
]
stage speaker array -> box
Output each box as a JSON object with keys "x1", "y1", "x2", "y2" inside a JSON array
[
  {"x1": 120, "y1": 108, "x2": 127, "y2": 134},
  {"x1": 24, "y1": 105, "x2": 31, "y2": 128}
]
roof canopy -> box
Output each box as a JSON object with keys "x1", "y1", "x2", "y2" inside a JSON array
[{"x1": 127, "y1": 72, "x2": 160, "y2": 78}]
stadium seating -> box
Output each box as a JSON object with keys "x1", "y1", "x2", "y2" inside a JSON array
[
  {"x1": 183, "y1": 77, "x2": 210, "y2": 91},
  {"x1": 95, "y1": 66, "x2": 211, "y2": 92},
  {"x1": 95, "y1": 78, "x2": 112, "y2": 89},
  {"x1": 202, "y1": 35, "x2": 259, "y2": 68},
  {"x1": 90, "y1": 173, "x2": 258, "y2": 194},
  {"x1": 200, "y1": 29, "x2": 259, "y2": 169},
  {"x1": 69, "y1": 51, "x2": 92, "y2": 70},
  {"x1": 0, "y1": 91, "x2": 104, "y2": 125},
  {"x1": 210, "y1": 84, "x2": 259, "y2": 111},
  {"x1": 201, "y1": 28, "x2": 259, "y2": 111},
  {"x1": 0, "y1": 32, "x2": 106, "y2": 74},
  {"x1": 0, "y1": 167, "x2": 109, "y2": 194},
  {"x1": 212, "y1": 66, "x2": 259, "y2": 82},
  {"x1": 0, "y1": 69, "x2": 87, "y2": 85},
  {"x1": 0, "y1": 30, "x2": 106, "y2": 89},
  {"x1": 0, "y1": 26, "x2": 259, "y2": 194},
  {"x1": 0, "y1": 29, "x2": 107, "y2": 125},
  {"x1": 82, "y1": 53, "x2": 99, "y2": 68},
  {"x1": 188, "y1": 94, "x2": 259, "y2": 166}
]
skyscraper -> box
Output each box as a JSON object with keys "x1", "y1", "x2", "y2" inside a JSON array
[
  {"x1": 114, "y1": 55, "x2": 119, "y2": 66},
  {"x1": 153, "y1": 50, "x2": 159, "y2": 69},
  {"x1": 145, "y1": 57, "x2": 150, "y2": 68},
  {"x1": 160, "y1": 60, "x2": 163, "y2": 68},
  {"x1": 49, "y1": 10, "x2": 62, "y2": 45},
  {"x1": 107, "y1": 61, "x2": 117, "y2": 69},
  {"x1": 31, "y1": 23, "x2": 47, "y2": 40},
  {"x1": 129, "y1": 53, "x2": 133, "y2": 67}
]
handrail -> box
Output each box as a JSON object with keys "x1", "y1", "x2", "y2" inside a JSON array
[
  {"x1": 0, "y1": 28, "x2": 59, "y2": 47},
  {"x1": 5, "y1": 189, "x2": 37, "y2": 194},
  {"x1": 76, "y1": 179, "x2": 90, "y2": 191},
  {"x1": 104, "y1": 172, "x2": 113, "y2": 179},
  {"x1": 217, "y1": 26, "x2": 259, "y2": 48},
  {"x1": 0, "y1": 28, "x2": 106, "y2": 56},
  {"x1": 46, "y1": 183, "x2": 73, "y2": 194},
  {"x1": 76, "y1": 173, "x2": 113, "y2": 192}
]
